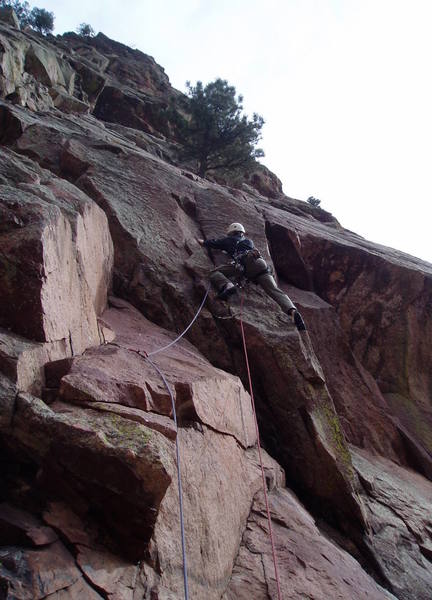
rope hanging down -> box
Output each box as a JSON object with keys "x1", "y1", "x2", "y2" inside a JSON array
[
  {"x1": 144, "y1": 284, "x2": 210, "y2": 600},
  {"x1": 147, "y1": 285, "x2": 210, "y2": 358},
  {"x1": 143, "y1": 282, "x2": 282, "y2": 599},
  {"x1": 239, "y1": 292, "x2": 283, "y2": 600},
  {"x1": 146, "y1": 357, "x2": 190, "y2": 600}
]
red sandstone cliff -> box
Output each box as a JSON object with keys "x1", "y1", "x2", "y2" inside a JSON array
[{"x1": 0, "y1": 10, "x2": 431, "y2": 600}]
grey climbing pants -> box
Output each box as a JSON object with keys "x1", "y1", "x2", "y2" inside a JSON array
[{"x1": 210, "y1": 254, "x2": 296, "y2": 315}]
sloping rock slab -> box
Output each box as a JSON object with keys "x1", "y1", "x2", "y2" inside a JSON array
[
  {"x1": 352, "y1": 447, "x2": 432, "y2": 600},
  {"x1": 81, "y1": 402, "x2": 177, "y2": 441},
  {"x1": 264, "y1": 204, "x2": 432, "y2": 460},
  {"x1": 148, "y1": 427, "x2": 259, "y2": 600},
  {"x1": 286, "y1": 286, "x2": 406, "y2": 462},
  {"x1": 223, "y1": 487, "x2": 396, "y2": 600}
]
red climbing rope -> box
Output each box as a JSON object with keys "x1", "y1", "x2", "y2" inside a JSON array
[
  {"x1": 239, "y1": 292, "x2": 283, "y2": 600},
  {"x1": 129, "y1": 282, "x2": 281, "y2": 599}
]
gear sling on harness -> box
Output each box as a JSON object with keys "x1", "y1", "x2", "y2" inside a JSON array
[
  {"x1": 233, "y1": 247, "x2": 271, "y2": 282},
  {"x1": 144, "y1": 284, "x2": 283, "y2": 600}
]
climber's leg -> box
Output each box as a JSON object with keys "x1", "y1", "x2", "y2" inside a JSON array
[
  {"x1": 209, "y1": 263, "x2": 238, "y2": 299},
  {"x1": 243, "y1": 254, "x2": 305, "y2": 330},
  {"x1": 256, "y1": 271, "x2": 296, "y2": 314}
]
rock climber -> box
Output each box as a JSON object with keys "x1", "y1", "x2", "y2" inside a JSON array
[{"x1": 198, "y1": 222, "x2": 306, "y2": 331}]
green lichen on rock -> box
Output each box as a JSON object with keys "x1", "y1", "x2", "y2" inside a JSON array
[
  {"x1": 99, "y1": 410, "x2": 152, "y2": 451},
  {"x1": 317, "y1": 400, "x2": 355, "y2": 480}
]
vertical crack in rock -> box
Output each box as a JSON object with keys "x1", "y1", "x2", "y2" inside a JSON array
[{"x1": 260, "y1": 550, "x2": 273, "y2": 600}]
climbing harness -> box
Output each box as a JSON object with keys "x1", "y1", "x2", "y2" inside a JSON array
[
  {"x1": 239, "y1": 292, "x2": 283, "y2": 600},
  {"x1": 232, "y1": 247, "x2": 272, "y2": 285}
]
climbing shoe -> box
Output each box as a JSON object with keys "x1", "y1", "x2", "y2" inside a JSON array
[
  {"x1": 293, "y1": 310, "x2": 306, "y2": 331},
  {"x1": 217, "y1": 282, "x2": 237, "y2": 301}
]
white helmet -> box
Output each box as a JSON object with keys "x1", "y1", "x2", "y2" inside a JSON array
[{"x1": 227, "y1": 222, "x2": 245, "y2": 235}]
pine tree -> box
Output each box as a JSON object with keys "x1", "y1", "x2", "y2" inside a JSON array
[
  {"x1": 29, "y1": 7, "x2": 54, "y2": 34},
  {"x1": 76, "y1": 23, "x2": 95, "y2": 37},
  {"x1": 182, "y1": 79, "x2": 264, "y2": 178}
]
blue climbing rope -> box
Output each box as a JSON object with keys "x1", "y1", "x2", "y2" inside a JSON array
[
  {"x1": 144, "y1": 283, "x2": 210, "y2": 600},
  {"x1": 147, "y1": 285, "x2": 210, "y2": 358},
  {"x1": 146, "y1": 357, "x2": 190, "y2": 600}
]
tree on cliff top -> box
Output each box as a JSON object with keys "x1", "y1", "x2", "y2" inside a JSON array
[
  {"x1": 181, "y1": 79, "x2": 264, "y2": 177},
  {"x1": 76, "y1": 22, "x2": 95, "y2": 37},
  {"x1": 29, "y1": 6, "x2": 54, "y2": 34},
  {"x1": 0, "y1": 1, "x2": 54, "y2": 34}
]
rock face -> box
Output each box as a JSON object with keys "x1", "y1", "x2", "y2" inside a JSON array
[
  {"x1": 0, "y1": 146, "x2": 113, "y2": 398},
  {"x1": 0, "y1": 15, "x2": 432, "y2": 600},
  {"x1": 223, "y1": 487, "x2": 397, "y2": 600},
  {"x1": 352, "y1": 447, "x2": 432, "y2": 600}
]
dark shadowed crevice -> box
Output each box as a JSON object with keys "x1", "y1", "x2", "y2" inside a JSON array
[
  {"x1": 264, "y1": 221, "x2": 313, "y2": 290},
  {"x1": 0, "y1": 105, "x2": 23, "y2": 146}
]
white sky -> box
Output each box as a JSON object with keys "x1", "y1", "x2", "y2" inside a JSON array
[{"x1": 38, "y1": 0, "x2": 431, "y2": 263}]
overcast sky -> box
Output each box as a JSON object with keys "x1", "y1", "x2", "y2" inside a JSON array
[{"x1": 38, "y1": 0, "x2": 431, "y2": 263}]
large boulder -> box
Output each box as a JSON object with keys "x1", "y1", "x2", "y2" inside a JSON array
[
  {"x1": 60, "y1": 298, "x2": 256, "y2": 448},
  {"x1": 5, "y1": 392, "x2": 174, "y2": 561},
  {"x1": 24, "y1": 43, "x2": 75, "y2": 93},
  {"x1": 0, "y1": 145, "x2": 113, "y2": 400},
  {"x1": 0, "y1": 147, "x2": 113, "y2": 350}
]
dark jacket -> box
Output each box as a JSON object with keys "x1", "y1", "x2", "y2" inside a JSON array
[{"x1": 203, "y1": 234, "x2": 254, "y2": 257}]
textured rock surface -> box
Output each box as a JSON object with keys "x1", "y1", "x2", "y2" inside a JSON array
[
  {"x1": 353, "y1": 447, "x2": 432, "y2": 600},
  {"x1": 0, "y1": 146, "x2": 113, "y2": 350},
  {"x1": 61, "y1": 298, "x2": 256, "y2": 448},
  {"x1": 223, "y1": 487, "x2": 397, "y2": 600},
  {"x1": 6, "y1": 392, "x2": 174, "y2": 559},
  {"x1": 0, "y1": 104, "x2": 368, "y2": 533},
  {"x1": 0, "y1": 16, "x2": 432, "y2": 600},
  {"x1": 0, "y1": 7, "x2": 19, "y2": 29},
  {"x1": 264, "y1": 205, "x2": 432, "y2": 477},
  {"x1": 0, "y1": 328, "x2": 71, "y2": 396},
  {"x1": 0, "y1": 541, "x2": 82, "y2": 599}
]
